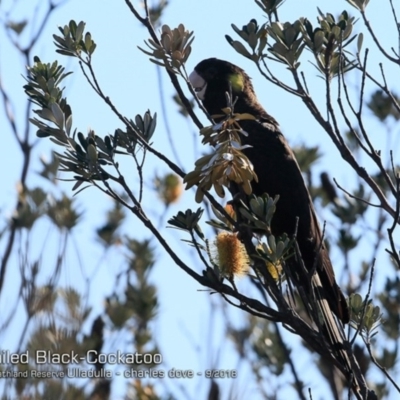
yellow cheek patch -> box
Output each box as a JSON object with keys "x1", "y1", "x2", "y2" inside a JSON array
[{"x1": 228, "y1": 73, "x2": 244, "y2": 93}]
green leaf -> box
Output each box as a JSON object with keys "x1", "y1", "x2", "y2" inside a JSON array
[
  {"x1": 87, "y1": 144, "x2": 98, "y2": 162},
  {"x1": 357, "y1": 32, "x2": 363, "y2": 53},
  {"x1": 50, "y1": 103, "x2": 64, "y2": 128},
  {"x1": 75, "y1": 21, "x2": 85, "y2": 42},
  {"x1": 65, "y1": 115, "x2": 73, "y2": 135}
]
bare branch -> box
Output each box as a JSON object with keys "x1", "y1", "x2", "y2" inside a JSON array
[
  {"x1": 360, "y1": 10, "x2": 400, "y2": 64},
  {"x1": 386, "y1": 152, "x2": 400, "y2": 268},
  {"x1": 333, "y1": 178, "x2": 381, "y2": 208},
  {"x1": 124, "y1": 0, "x2": 203, "y2": 129},
  {"x1": 364, "y1": 338, "x2": 400, "y2": 394},
  {"x1": 287, "y1": 68, "x2": 396, "y2": 220}
]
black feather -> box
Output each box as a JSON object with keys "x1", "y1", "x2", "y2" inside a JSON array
[{"x1": 192, "y1": 57, "x2": 351, "y2": 374}]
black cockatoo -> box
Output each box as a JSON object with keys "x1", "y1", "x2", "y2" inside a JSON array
[{"x1": 189, "y1": 58, "x2": 351, "y2": 372}]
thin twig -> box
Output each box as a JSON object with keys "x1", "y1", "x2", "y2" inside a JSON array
[
  {"x1": 341, "y1": 53, "x2": 397, "y2": 198},
  {"x1": 355, "y1": 59, "x2": 400, "y2": 116},
  {"x1": 350, "y1": 260, "x2": 376, "y2": 345},
  {"x1": 0, "y1": 0, "x2": 65, "y2": 294},
  {"x1": 257, "y1": 58, "x2": 301, "y2": 96},
  {"x1": 388, "y1": 0, "x2": 400, "y2": 56},
  {"x1": 360, "y1": 10, "x2": 399, "y2": 64},
  {"x1": 77, "y1": 59, "x2": 187, "y2": 179},
  {"x1": 124, "y1": 0, "x2": 203, "y2": 129},
  {"x1": 325, "y1": 54, "x2": 343, "y2": 146},
  {"x1": 131, "y1": 148, "x2": 145, "y2": 203},
  {"x1": 385, "y1": 152, "x2": 400, "y2": 268},
  {"x1": 274, "y1": 316, "x2": 307, "y2": 400},
  {"x1": 300, "y1": 71, "x2": 310, "y2": 95},
  {"x1": 364, "y1": 338, "x2": 400, "y2": 393},
  {"x1": 189, "y1": 231, "x2": 211, "y2": 270},
  {"x1": 338, "y1": 54, "x2": 373, "y2": 157},
  {"x1": 156, "y1": 65, "x2": 184, "y2": 168},
  {"x1": 289, "y1": 67, "x2": 395, "y2": 220},
  {"x1": 333, "y1": 178, "x2": 381, "y2": 208}
]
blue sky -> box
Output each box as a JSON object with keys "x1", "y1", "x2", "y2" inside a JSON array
[{"x1": 1, "y1": 0, "x2": 399, "y2": 399}]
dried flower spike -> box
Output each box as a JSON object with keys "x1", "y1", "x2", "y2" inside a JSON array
[{"x1": 212, "y1": 232, "x2": 249, "y2": 278}]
